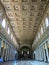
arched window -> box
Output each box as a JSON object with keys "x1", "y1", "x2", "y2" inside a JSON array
[
  {"x1": 13, "y1": 37, "x2": 15, "y2": 42},
  {"x1": 38, "y1": 32, "x2": 40, "y2": 39},
  {"x1": 36, "y1": 36, "x2": 38, "y2": 42},
  {"x1": 41, "y1": 27, "x2": 43, "y2": 34},
  {"x1": 2, "y1": 19, "x2": 6, "y2": 28},
  {"x1": 45, "y1": 17, "x2": 49, "y2": 27},
  {"x1": 8, "y1": 27, "x2": 10, "y2": 34},
  {"x1": 11, "y1": 34, "x2": 13, "y2": 39}
]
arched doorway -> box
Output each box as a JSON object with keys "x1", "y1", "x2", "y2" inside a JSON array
[{"x1": 19, "y1": 46, "x2": 31, "y2": 60}]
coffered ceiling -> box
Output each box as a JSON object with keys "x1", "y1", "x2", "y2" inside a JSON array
[{"x1": 0, "y1": 0, "x2": 49, "y2": 48}]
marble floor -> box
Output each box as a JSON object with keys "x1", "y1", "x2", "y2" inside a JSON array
[{"x1": 0, "y1": 61, "x2": 49, "y2": 65}]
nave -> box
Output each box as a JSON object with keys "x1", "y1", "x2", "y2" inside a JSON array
[{"x1": 0, "y1": 0, "x2": 49, "y2": 64}]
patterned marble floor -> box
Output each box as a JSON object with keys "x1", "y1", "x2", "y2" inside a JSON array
[{"x1": 0, "y1": 61, "x2": 49, "y2": 65}]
